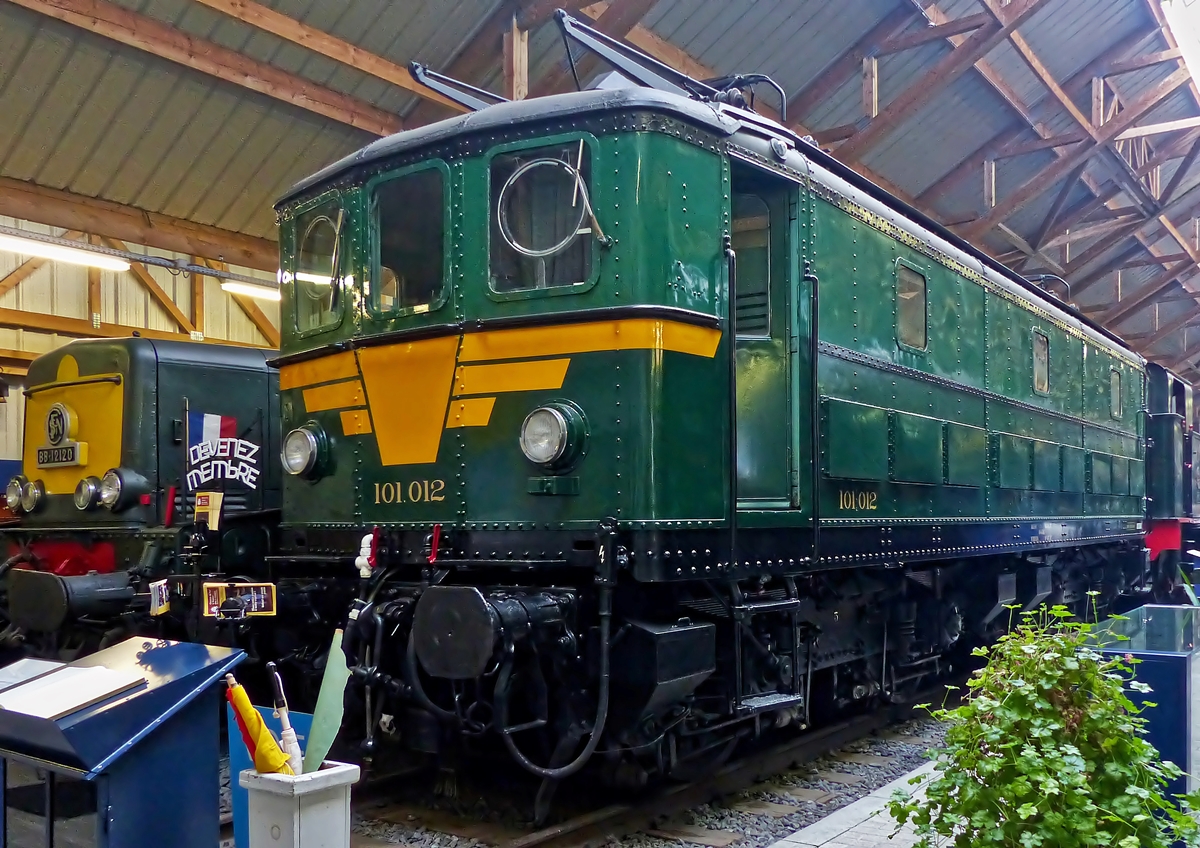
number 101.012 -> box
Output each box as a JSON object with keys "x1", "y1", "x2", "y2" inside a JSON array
[
  {"x1": 837, "y1": 490, "x2": 877, "y2": 510},
  {"x1": 374, "y1": 479, "x2": 446, "y2": 504}
]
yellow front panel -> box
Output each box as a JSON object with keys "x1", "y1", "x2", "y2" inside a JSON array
[
  {"x1": 23, "y1": 356, "x2": 124, "y2": 494},
  {"x1": 340, "y1": 409, "x2": 373, "y2": 435},
  {"x1": 357, "y1": 336, "x2": 460, "y2": 466}
]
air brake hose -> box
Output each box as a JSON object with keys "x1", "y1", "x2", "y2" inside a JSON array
[
  {"x1": 404, "y1": 637, "x2": 459, "y2": 723},
  {"x1": 494, "y1": 581, "x2": 612, "y2": 781}
]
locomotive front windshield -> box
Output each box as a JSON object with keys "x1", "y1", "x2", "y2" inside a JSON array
[
  {"x1": 293, "y1": 200, "x2": 343, "y2": 333},
  {"x1": 490, "y1": 142, "x2": 593, "y2": 292},
  {"x1": 370, "y1": 166, "x2": 446, "y2": 314}
]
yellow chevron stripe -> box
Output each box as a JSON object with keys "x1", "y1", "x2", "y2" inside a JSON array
[
  {"x1": 280, "y1": 350, "x2": 359, "y2": 390},
  {"x1": 302, "y1": 380, "x2": 365, "y2": 413},
  {"x1": 446, "y1": 397, "x2": 497, "y2": 429},
  {"x1": 454, "y1": 359, "x2": 570, "y2": 396},
  {"x1": 340, "y1": 409, "x2": 373, "y2": 436},
  {"x1": 458, "y1": 318, "x2": 721, "y2": 362}
]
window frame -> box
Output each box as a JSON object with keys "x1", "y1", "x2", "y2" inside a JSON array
[
  {"x1": 484, "y1": 132, "x2": 602, "y2": 303},
  {"x1": 1110, "y1": 368, "x2": 1122, "y2": 419},
  {"x1": 894, "y1": 258, "x2": 928, "y2": 354},
  {"x1": 364, "y1": 159, "x2": 452, "y2": 320},
  {"x1": 732, "y1": 191, "x2": 772, "y2": 340},
  {"x1": 1032, "y1": 328, "x2": 1050, "y2": 396},
  {"x1": 287, "y1": 189, "x2": 349, "y2": 339}
]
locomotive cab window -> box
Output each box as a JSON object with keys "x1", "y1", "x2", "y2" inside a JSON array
[
  {"x1": 369, "y1": 165, "x2": 446, "y2": 315},
  {"x1": 1110, "y1": 369, "x2": 1122, "y2": 418},
  {"x1": 732, "y1": 194, "x2": 770, "y2": 336},
  {"x1": 292, "y1": 199, "x2": 345, "y2": 334},
  {"x1": 1033, "y1": 330, "x2": 1050, "y2": 394},
  {"x1": 490, "y1": 140, "x2": 593, "y2": 293},
  {"x1": 896, "y1": 264, "x2": 927, "y2": 350}
]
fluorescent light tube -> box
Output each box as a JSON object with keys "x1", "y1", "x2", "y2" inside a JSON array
[
  {"x1": 221, "y1": 281, "x2": 281, "y2": 301},
  {"x1": 0, "y1": 233, "x2": 130, "y2": 271}
]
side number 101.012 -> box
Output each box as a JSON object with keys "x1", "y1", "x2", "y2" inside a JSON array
[
  {"x1": 837, "y1": 489, "x2": 878, "y2": 510},
  {"x1": 374, "y1": 479, "x2": 446, "y2": 504}
]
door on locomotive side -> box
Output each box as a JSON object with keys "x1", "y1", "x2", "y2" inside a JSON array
[{"x1": 729, "y1": 162, "x2": 808, "y2": 513}]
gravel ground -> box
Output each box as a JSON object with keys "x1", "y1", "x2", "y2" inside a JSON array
[{"x1": 352, "y1": 716, "x2": 945, "y2": 848}]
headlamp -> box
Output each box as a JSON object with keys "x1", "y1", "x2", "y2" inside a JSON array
[
  {"x1": 5, "y1": 476, "x2": 26, "y2": 511},
  {"x1": 75, "y1": 477, "x2": 101, "y2": 510}
]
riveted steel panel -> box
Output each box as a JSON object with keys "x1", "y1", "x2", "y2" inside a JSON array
[
  {"x1": 994, "y1": 433, "x2": 1031, "y2": 490},
  {"x1": 1062, "y1": 445, "x2": 1086, "y2": 493},
  {"x1": 1130, "y1": 458, "x2": 1145, "y2": 499},
  {"x1": 946, "y1": 421, "x2": 987, "y2": 487},
  {"x1": 890, "y1": 411, "x2": 942, "y2": 485},
  {"x1": 1032, "y1": 440, "x2": 1060, "y2": 492},
  {"x1": 1089, "y1": 452, "x2": 1112, "y2": 496},
  {"x1": 822, "y1": 398, "x2": 887, "y2": 481},
  {"x1": 1111, "y1": 454, "x2": 1129, "y2": 496}
]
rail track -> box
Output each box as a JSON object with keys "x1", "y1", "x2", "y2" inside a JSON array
[{"x1": 349, "y1": 686, "x2": 958, "y2": 848}]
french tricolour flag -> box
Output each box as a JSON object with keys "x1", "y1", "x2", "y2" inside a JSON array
[{"x1": 189, "y1": 411, "x2": 237, "y2": 449}]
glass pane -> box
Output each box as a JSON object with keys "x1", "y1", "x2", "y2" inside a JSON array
[
  {"x1": 371, "y1": 168, "x2": 445, "y2": 314},
  {"x1": 293, "y1": 201, "x2": 343, "y2": 333},
  {"x1": 1034, "y1": 331, "x2": 1049, "y2": 393},
  {"x1": 1111, "y1": 370, "x2": 1122, "y2": 418},
  {"x1": 897, "y1": 265, "x2": 926, "y2": 349},
  {"x1": 490, "y1": 142, "x2": 592, "y2": 292},
  {"x1": 732, "y1": 194, "x2": 770, "y2": 337}
]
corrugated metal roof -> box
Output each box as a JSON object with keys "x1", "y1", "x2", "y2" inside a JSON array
[{"x1": 2, "y1": 0, "x2": 1200, "y2": 363}]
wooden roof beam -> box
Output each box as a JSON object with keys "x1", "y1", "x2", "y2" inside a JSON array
[
  {"x1": 0, "y1": 305, "x2": 266, "y2": 347},
  {"x1": 0, "y1": 177, "x2": 277, "y2": 272},
  {"x1": 101, "y1": 237, "x2": 197, "y2": 335},
  {"x1": 1102, "y1": 259, "x2": 1199, "y2": 327},
  {"x1": 201, "y1": 260, "x2": 279, "y2": 348},
  {"x1": 876, "y1": 11, "x2": 990, "y2": 55},
  {"x1": 962, "y1": 67, "x2": 1190, "y2": 240},
  {"x1": 1137, "y1": 308, "x2": 1199, "y2": 350},
  {"x1": 786, "y1": 7, "x2": 919, "y2": 124},
  {"x1": 834, "y1": 0, "x2": 1052, "y2": 164},
  {"x1": 8, "y1": 0, "x2": 402, "y2": 136},
  {"x1": 189, "y1": 0, "x2": 462, "y2": 113}
]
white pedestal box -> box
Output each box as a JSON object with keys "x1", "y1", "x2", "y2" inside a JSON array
[{"x1": 239, "y1": 760, "x2": 361, "y2": 848}]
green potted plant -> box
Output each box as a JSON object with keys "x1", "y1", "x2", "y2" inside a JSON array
[{"x1": 888, "y1": 603, "x2": 1200, "y2": 847}]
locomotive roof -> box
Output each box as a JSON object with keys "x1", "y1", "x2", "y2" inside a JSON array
[
  {"x1": 277, "y1": 85, "x2": 1140, "y2": 365},
  {"x1": 25, "y1": 337, "x2": 271, "y2": 385}
]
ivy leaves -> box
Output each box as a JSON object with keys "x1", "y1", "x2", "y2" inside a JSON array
[{"x1": 886, "y1": 603, "x2": 1200, "y2": 847}]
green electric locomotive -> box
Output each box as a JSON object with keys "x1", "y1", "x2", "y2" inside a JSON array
[{"x1": 265, "y1": 13, "x2": 1155, "y2": 794}]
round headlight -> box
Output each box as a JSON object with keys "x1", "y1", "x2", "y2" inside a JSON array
[
  {"x1": 99, "y1": 469, "x2": 122, "y2": 507},
  {"x1": 5, "y1": 476, "x2": 26, "y2": 511},
  {"x1": 19, "y1": 480, "x2": 44, "y2": 513},
  {"x1": 520, "y1": 407, "x2": 569, "y2": 465},
  {"x1": 282, "y1": 427, "x2": 319, "y2": 476},
  {"x1": 74, "y1": 477, "x2": 101, "y2": 511}
]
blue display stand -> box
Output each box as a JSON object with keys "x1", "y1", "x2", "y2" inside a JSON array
[
  {"x1": 226, "y1": 705, "x2": 311, "y2": 848},
  {"x1": 0, "y1": 637, "x2": 243, "y2": 848},
  {"x1": 1091, "y1": 604, "x2": 1200, "y2": 800}
]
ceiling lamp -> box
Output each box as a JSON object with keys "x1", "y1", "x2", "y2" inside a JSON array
[
  {"x1": 221, "y1": 281, "x2": 281, "y2": 301},
  {"x1": 0, "y1": 233, "x2": 130, "y2": 272}
]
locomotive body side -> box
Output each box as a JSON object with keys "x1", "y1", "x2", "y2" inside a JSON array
[{"x1": 267, "y1": 87, "x2": 1156, "y2": 788}]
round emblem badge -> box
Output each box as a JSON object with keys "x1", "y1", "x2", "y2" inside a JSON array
[{"x1": 45, "y1": 403, "x2": 72, "y2": 446}]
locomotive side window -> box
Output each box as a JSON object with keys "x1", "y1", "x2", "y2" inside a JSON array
[
  {"x1": 490, "y1": 141, "x2": 593, "y2": 292},
  {"x1": 732, "y1": 193, "x2": 770, "y2": 337},
  {"x1": 1033, "y1": 330, "x2": 1050, "y2": 394},
  {"x1": 293, "y1": 200, "x2": 344, "y2": 333},
  {"x1": 1110, "y1": 369, "x2": 1121, "y2": 418},
  {"x1": 896, "y1": 264, "x2": 927, "y2": 350},
  {"x1": 370, "y1": 166, "x2": 445, "y2": 315}
]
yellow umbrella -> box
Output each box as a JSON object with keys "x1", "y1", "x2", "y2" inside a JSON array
[{"x1": 226, "y1": 673, "x2": 294, "y2": 775}]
